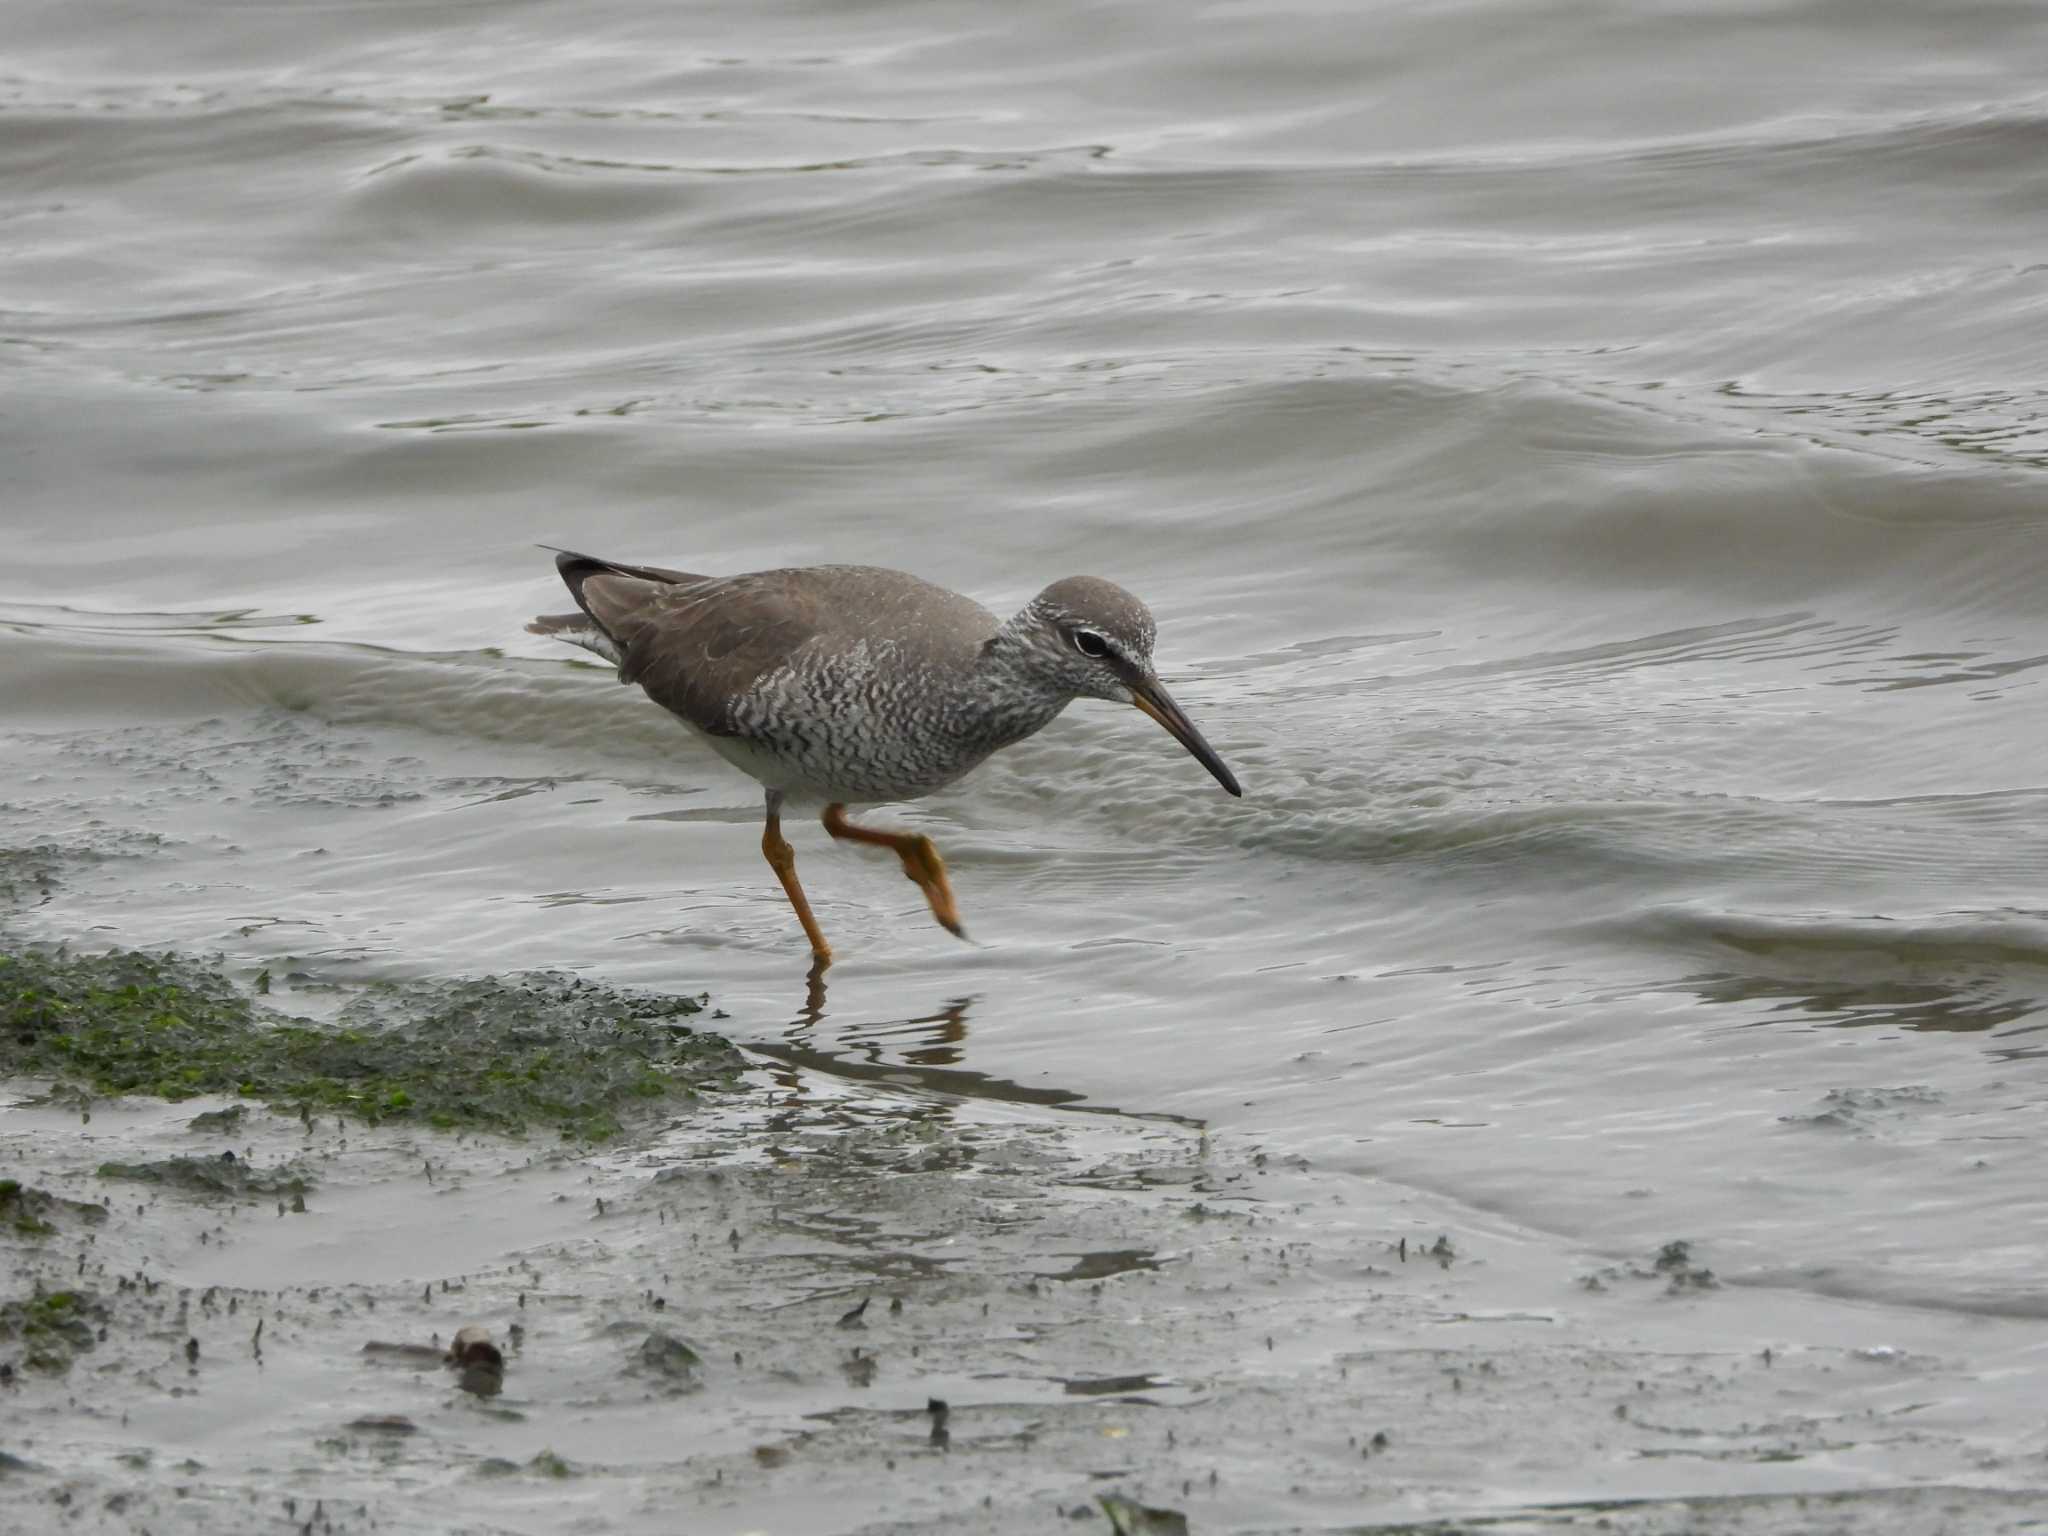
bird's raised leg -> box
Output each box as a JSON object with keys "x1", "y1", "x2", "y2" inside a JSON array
[
  {"x1": 762, "y1": 789, "x2": 832, "y2": 964},
  {"x1": 822, "y1": 802, "x2": 965, "y2": 939}
]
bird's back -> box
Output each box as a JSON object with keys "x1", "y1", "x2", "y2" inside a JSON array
[
  {"x1": 577, "y1": 564, "x2": 994, "y2": 736},
  {"x1": 535, "y1": 556, "x2": 1040, "y2": 799}
]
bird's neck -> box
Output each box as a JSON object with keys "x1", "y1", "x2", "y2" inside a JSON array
[{"x1": 967, "y1": 623, "x2": 1076, "y2": 749}]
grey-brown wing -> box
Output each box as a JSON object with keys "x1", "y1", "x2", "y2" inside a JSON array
[{"x1": 596, "y1": 570, "x2": 830, "y2": 737}]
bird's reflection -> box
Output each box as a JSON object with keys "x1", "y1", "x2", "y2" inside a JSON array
[
  {"x1": 749, "y1": 961, "x2": 1091, "y2": 1114},
  {"x1": 798, "y1": 955, "x2": 829, "y2": 1031},
  {"x1": 790, "y1": 958, "x2": 969, "y2": 1062},
  {"x1": 749, "y1": 963, "x2": 1206, "y2": 1133}
]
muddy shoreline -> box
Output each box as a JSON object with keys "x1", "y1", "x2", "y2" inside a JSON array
[{"x1": 5, "y1": 939, "x2": 2045, "y2": 1534}]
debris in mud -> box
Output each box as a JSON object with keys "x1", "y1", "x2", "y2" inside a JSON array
[
  {"x1": 185, "y1": 1104, "x2": 248, "y2": 1134},
  {"x1": 0, "y1": 1289, "x2": 110, "y2": 1375},
  {"x1": 840, "y1": 1347, "x2": 877, "y2": 1388},
  {"x1": 447, "y1": 1325, "x2": 506, "y2": 1397},
  {"x1": 96, "y1": 1151, "x2": 311, "y2": 1200},
  {"x1": 630, "y1": 1329, "x2": 702, "y2": 1394},
  {"x1": 0, "y1": 947, "x2": 740, "y2": 1140},
  {"x1": 0, "y1": 1179, "x2": 107, "y2": 1238},
  {"x1": 346, "y1": 1415, "x2": 419, "y2": 1435},
  {"x1": 1100, "y1": 1493, "x2": 1190, "y2": 1534},
  {"x1": 1578, "y1": 1238, "x2": 1719, "y2": 1295},
  {"x1": 0, "y1": 843, "x2": 94, "y2": 908},
  {"x1": 1063, "y1": 1373, "x2": 1168, "y2": 1399},
  {"x1": 1652, "y1": 1239, "x2": 1719, "y2": 1292},
  {"x1": 1046, "y1": 1249, "x2": 1163, "y2": 1282}
]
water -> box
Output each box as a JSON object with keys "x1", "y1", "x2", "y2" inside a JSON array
[{"x1": 6, "y1": 0, "x2": 2048, "y2": 1451}]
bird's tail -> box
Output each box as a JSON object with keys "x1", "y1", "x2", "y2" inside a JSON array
[
  {"x1": 525, "y1": 609, "x2": 624, "y2": 666},
  {"x1": 530, "y1": 547, "x2": 708, "y2": 667}
]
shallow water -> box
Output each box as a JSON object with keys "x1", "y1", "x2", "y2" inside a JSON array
[{"x1": 6, "y1": 0, "x2": 2048, "y2": 1502}]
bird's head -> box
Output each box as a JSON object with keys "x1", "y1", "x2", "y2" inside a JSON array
[{"x1": 1009, "y1": 576, "x2": 1242, "y2": 797}]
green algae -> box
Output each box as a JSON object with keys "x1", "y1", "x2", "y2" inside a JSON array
[
  {"x1": 0, "y1": 948, "x2": 743, "y2": 1141},
  {"x1": 0, "y1": 1179, "x2": 108, "y2": 1238},
  {"x1": 186, "y1": 1103, "x2": 249, "y2": 1134},
  {"x1": 0, "y1": 1179, "x2": 52, "y2": 1237},
  {"x1": 96, "y1": 1153, "x2": 311, "y2": 1199},
  {"x1": 1100, "y1": 1494, "x2": 1190, "y2": 1535},
  {"x1": 0, "y1": 1288, "x2": 109, "y2": 1374}
]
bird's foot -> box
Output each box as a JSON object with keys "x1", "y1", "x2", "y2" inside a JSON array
[{"x1": 897, "y1": 836, "x2": 966, "y2": 940}]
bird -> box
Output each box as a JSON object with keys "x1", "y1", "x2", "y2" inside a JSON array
[{"x1": 529, "y1": 549, "x2": 1241, "y2": 965}]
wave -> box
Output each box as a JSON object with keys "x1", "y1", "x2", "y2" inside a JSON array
[
  {"x1": 1622, "y1": 903, "x2": 2048, "y2": 973},
  {"x1": 8, "y1": 610, "x2": 2046, "y2": 897},
  {"x1": 0, "y1": 615, "x2": 697, "y2": 763}
]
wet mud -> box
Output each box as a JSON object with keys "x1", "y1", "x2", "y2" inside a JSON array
[{"x1": 4, "y1": 936, "x2": 2045, "y2": 1533}]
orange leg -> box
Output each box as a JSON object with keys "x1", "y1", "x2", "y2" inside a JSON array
[
  {"x1": 822, "y1": 802, "x2": 965, "y2": 939},
  {"x1": 762, "y1": 792, "x2": 831, "y2": 964}
]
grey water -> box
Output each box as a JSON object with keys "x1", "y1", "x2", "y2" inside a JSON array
[{"x1": 6, "y1": 0, "x2": 2048, "y2": 1361}]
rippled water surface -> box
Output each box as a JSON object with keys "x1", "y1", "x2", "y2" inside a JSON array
[{"x1": 7, "y1": 0, "x2": 2048, "y2": 1407}]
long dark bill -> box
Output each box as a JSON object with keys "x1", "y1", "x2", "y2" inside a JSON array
[{"x1": 1131, "y1": 677, "x2": 1243, "y2": 798}]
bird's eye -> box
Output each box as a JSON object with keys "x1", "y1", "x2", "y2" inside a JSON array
[{"x1": 1071, "y1": 630, "x2": 1110, "y2": 659}]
